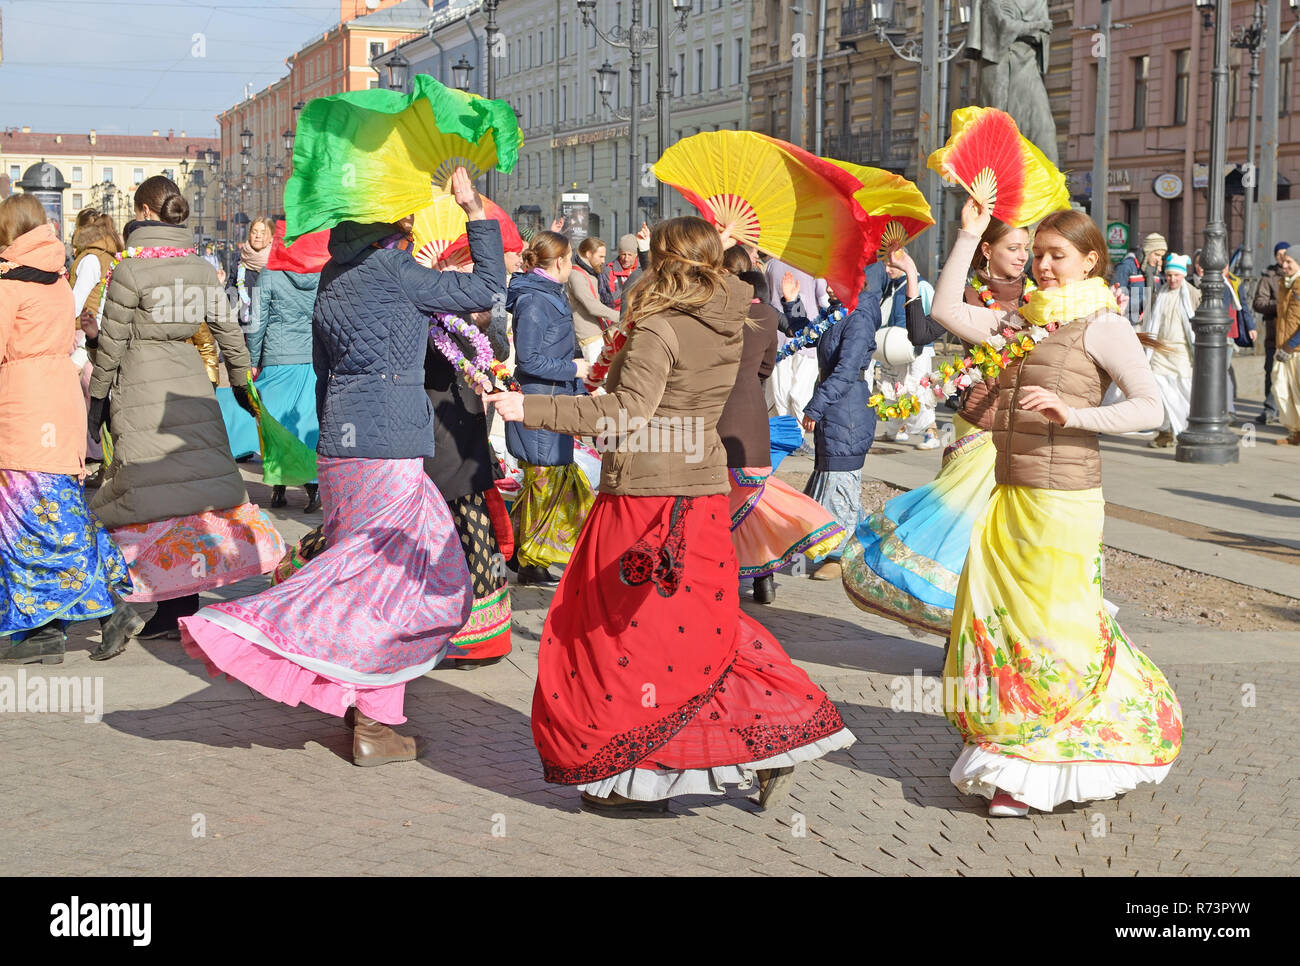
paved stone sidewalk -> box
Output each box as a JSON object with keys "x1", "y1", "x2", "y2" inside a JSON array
[{"x1": 3, "y1": 490, "x2": 1296, "y2": 875}]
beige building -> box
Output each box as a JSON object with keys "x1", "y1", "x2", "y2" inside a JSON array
[{"x1": 0, "y1": 126, "x2": 218, "y2": 245}]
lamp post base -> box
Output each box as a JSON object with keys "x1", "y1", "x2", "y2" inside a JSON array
[{"x1": 1174, "y1": 428, "x2": 1240, "y2": 464}]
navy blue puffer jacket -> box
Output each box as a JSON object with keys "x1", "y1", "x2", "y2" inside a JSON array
[
  {"x1": 803, "y1": 262, "x2": 886, "y2": 472},
  {"x1": 505, "y1": 269, "x2": 582, "y2": 466},
  {"x1": 313, "y1": 220, "x2": 506, "y2": 460}
]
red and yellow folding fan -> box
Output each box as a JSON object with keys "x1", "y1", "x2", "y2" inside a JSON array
[
  {"x1": 653, "y1": 130, "x2": 872, "y2": 309},
  {"x1": 926, "y1": 106, "x2": 1070, "y2": 227},
  {"x1": 412, "y1": 195, "x2": 523, "y2": 267}
]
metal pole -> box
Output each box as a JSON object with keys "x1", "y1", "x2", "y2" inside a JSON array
[
  {"x1": 484, "y1": 0, "x2": 499, "y2": 200},
  {"x1": 1091, "y1": 0, "x2": 1112, "y2": 237},
  {"x1": 1177, "y1": 0, "x2": 1240, "y2": 464},
  {"x1": 1258, "y1": 0, "x2": 1282, "y2": 270},
  {"x1": 814, "y1": 0, "x2": 827, "y2": 155},
  {"x1": 629, "y1": 2, "x2": 642, "y2": 232},
  {"x1": 935, "y1": 0, "x2": 953, "y2": 272},
  {"x1": 916, "y1": 0, "x2": 940, "y2": 279},
  {"x1": 791, "y1": 4, "x2": 807, "y2": 147},
  {"x1": 657, "y1": 0, "x2": 672, "y2": 222},
  {"x1": 1240, "y1": 4, "x2": 1263, "y2": 278}
]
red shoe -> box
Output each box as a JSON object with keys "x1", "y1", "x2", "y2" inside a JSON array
[{"x1": 989, "y1": 792, "x2": 1030, "y2": 817}]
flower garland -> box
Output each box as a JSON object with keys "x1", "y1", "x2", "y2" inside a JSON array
[
  {"x1": 970, "y1": 273, "x2": 1036, "y2": 310},
  {"x1": 774, "y1": 307, "x2": 849, "y2": 363},
  {"x1": 94, "y1": 246, "x2": 197, "y2": 327},
  {"x1": 429, "y1": 313, "x2": 519, "y2": 393}
]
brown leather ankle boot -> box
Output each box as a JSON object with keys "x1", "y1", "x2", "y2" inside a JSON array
[{"x1": 352, "y1": 711, "x2": 417, "y2": 767}]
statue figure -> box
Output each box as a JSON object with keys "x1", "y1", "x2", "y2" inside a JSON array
[{"x1": 965, "y1": 0, "x2": 1059, "y2": 164}]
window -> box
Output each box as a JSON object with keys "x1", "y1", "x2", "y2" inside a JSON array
[
  {"x1": 1122, "y1": 198, "x2": 1139, "y2": 244},
  {"x1": 695, "y1": 48, "x2": 703, "y2": 94},
  {"x1": 612, "y1": 142, "x2": 619, "y2": 180},
  {"x1": 767, "y1": 0, "x2": 782, "y2": 46},
  {"x1": 1133, "y1": 55, "x2": 1149, "y2": 129},
  {"x1": 590, "y1": 76, "x2": 597, "y2": 113},
  {"x1": 102, "y1": 166, "x2": 114, "y2": 183},
  {"x1": 714, "y1": 43, "x2": 723, "y2": 90},
  {"x1": 7, "y1": 164, "x2": 20, "y2": 181},
  {"x1": 72, "y1": 193, "x2": 84, "y2": 209},
  {"x1": 676, "y1": 52, "x2": 686, "y2": 96},
  {"x1": 72, "y1": 165, "x2": 84, "y2": 183},
  {"x1": 561, "y1": 84, "x2": 567, "y2": 120},
  {"x1": 1166, "y1": 197, "x2": 1182, "y2": 251},
  {"x1": 133, "y1": 167, "x2": 145, "y2": 184},
  {"x1": 589, "y1": 144, "x2": 595, "y2": 182},
  {"x1": 839, "y1": 82, "x2": 851, "y2": 133},
  {"x1": 369, "y1": 41, "x2": 385, "y2": 61},
  {"x1": 162, "y1": 168, "x2": 175, "y2": 182},
  {"x1": 368, "y1": 78, "x2": 379, "y2": 89},
  {"x1": 733, "y1": 38, "x2": 743, "y2": 86},
  {"x1": 874, "y1": 75, "x2": 893, "y2": 135},
  {"x1": 1173, "y1": 49, "x2": 1190, "y2": 126},
  {"x1": 1229, "y1": 65, "x2": 1240, "y2": 115},
  {"x1": 768, "y1": 94, "x2": 778, "y2": 134},
  {"x1": 562, "y1": 22, "x2": 568, "y2": 57},
  {"x1": 559, "y1": 148, "x2": 565, "y2": 185}
]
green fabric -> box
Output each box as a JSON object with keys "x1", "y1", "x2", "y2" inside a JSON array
[
  {"x1": 247, "y1": 382, "x2": 318, "y2": 487},
  {"x1": 283, "y1": 74, "x2": 523, "y2": 243}
]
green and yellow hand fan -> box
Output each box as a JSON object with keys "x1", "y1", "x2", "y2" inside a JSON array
[{"x1": 284, "y1": 74, "x2": 523, "y2": 243}]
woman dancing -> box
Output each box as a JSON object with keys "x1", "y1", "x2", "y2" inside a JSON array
[
  {"x1": 841, "y1": 220, "x2": 1032, "y2": 638},
  {"x1": 491, "y1": 217, "x2": 854, "y2": 813},
  {"x1": 179, "y1": 168, "x2": 507, "y2": 766},
  {"x1": 930, "y1": 200, "x2": 1182, "y2": 816}
]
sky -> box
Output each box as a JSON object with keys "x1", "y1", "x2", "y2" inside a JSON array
[{"x1": 0, "y1": 0, "x2": 347, "y2": 137}]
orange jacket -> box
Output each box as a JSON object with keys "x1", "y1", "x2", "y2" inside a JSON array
[{"x1": 0, "y1": 225, "x2": 85, "y2": 475}]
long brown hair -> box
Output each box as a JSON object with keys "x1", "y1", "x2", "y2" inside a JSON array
[
  {"x1": 971, "y1": 217, "x2": 1029, "y2": 278},
  {"x1": 0, "y1": 194, "x2": 49, "y2": 249},
  {"x1": 623, "y1": 216, "x2": 726, "y2": 327},
  {"x1": 521, "y1": 230, "x2": 570, "y2": 271}
]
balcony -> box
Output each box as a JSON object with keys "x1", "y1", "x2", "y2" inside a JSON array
[
  {"x1": 840, "y1": 3, "x2": 876, "y2": 39},
  {"x1": 825, "y1": 129, "x2": 915, "y2": 170}
]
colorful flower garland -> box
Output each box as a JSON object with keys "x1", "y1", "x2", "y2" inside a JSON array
[
  {"x1": 774, "y1": 306, "x2": 849, "y2": 363},
  {"x1": 869, "y1": 319, "x2": 1063, "y2": 420},
  {"x1": 429, "y1": 313, "x2": 518, "y2": 392},
  {"x1": 94, "y1": 246, "x2": 197, "y2": 327}
]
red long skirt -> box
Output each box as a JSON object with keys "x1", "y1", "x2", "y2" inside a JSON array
[{"x1": 532, "y1": 492, "x2": 847, "y2": 785}]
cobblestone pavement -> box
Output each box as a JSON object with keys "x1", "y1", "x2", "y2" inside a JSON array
[{"x1": 3, "y1": 480, "x2": 1296, "y2": 875}]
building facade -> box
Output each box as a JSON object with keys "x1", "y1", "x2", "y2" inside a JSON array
[
  {"x1": 213, "y1": 0, "x2": 430, "y2": 236},
  {"x1": 1067, "y1": 0, "x2": 1300, "y2": 265},
  {"x1": 0, "y1": 127, "x2": 219, "y2": 244},
  {"x1": 376, "y1": 0, "x2": 753, "y2": 244},
  {"x1": 749, "y1": 0, "x2": 1077, "y2": 263}
]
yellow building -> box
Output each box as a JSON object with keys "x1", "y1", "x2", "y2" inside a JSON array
[{"x1": 0, "y1": 126, "x2": 219, "y2": 245}]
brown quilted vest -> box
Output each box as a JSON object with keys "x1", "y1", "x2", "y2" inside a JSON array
[
  {"x1": 960, "y1": 274, "x2": 1028, "y2": 430},
  {"x1": 991, "y1": 314, "x2": 1111, "y2": 490}
]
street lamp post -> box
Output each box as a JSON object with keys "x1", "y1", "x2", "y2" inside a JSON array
[
  {"x1": 868, "y1": 0, "x2": 970, "y2": 280},
  {"x1": 483, "y1": 0, "x2": 501, "y2": 199},
  {"x1": 452, "y1": 55, "x2": 474, "y2": 93},
  {"x1": 578, "y1": 0, "x2": 691, "y2": 232},
  {"x1": 1232, "y1": 2, "x2": 1266, "y2": 278},
  {"x1": 1179, "y1": 0, "x2": 1240, "y2": 464}
]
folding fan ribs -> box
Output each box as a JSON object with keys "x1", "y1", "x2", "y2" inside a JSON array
[
  {"x1": 707, "y1": 193, "x2": 762, "y2": 249},
  {"x1": 926, "y1": 106, "x2": 1070, "y2": 228}
]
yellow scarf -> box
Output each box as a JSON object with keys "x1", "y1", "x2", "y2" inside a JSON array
[{"x1": 1018, "y1": 276, "x2": 1118, "y2": 329}]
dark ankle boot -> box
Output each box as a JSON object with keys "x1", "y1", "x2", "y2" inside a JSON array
[
  {"x1": 303, "y1": 483, "x2": 321, "y2": 514},
  {"x1": 2, "y1": 623, "x2": 66, "y2": 665},
  {"x1": 753, "y1": 573, "x2": 776, "y2": 604},
  {"x1": 91, "y1": 599, "x2": 148, "y2": 661},
  {"x1": 270, "y1": 485, "x2": 287, "y2": 508},
  {"x1": 352, "y1": 711, "x2": 417, "y2": 766}
]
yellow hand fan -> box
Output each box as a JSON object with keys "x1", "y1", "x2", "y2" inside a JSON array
[{"x1": 653, "y1": 130, "x2": 872, "y2": 308}]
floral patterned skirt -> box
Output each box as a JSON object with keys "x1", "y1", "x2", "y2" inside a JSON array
[
  {"x1": 1, "y1": 470, "x2": 132, "y2": 638},
  {"x1": 943, "y1": 484, "x2": 1183, "y2": 811},
  {"x1": 509, "y1": 462, "x2": 595, "y2": 568},
  {"x1": 532, "y1": 493, "x2": 854, "y2": 799},
  {"x1": 728, "y1": 467, "x2": 845, "y2": 579},
  {"x1": 841, "y1": 416, "x2": 995, "y2": 637}
]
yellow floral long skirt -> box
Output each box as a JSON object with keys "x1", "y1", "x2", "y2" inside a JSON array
[
  {"x1": 509, "y1": 462, "x2": 595, "y2": 568},
  {"x1": 943, "y1": 485, "x2": 1183, "y2": 811}
]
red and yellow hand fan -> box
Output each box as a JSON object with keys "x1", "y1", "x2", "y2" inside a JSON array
[
  {"x1": 653, "y1": 130, "x2": 871, "y2": 309},
  {"x1": 926, "y1": 106, "x2": 1070, "y2": 227}
]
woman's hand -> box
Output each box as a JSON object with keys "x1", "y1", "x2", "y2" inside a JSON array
[
  {"x1": 486, "y1": 390, "x2": 526, "y2": 422},
  {"x1": 887, "y1": 246, "x2": 917, "y2": 279},
  {"x1": 801, "y1": 414, "x2": 816, "y2": 433},
  {"x1": 78, "y1": 307, "x2": 99, "y2": 339},
  {"x1": 452, "y1": 167, "x2": 485, "y2": 221},
  {"x1": 781, "y1": 271, "x2": 799, "y2": 303},
  {"x1": 467, "y1": 309, "x2": 493, "y2": 331},
  {"x1": 249, "y1": 366, "x2": 261, "y2": 381},
  {"x1": 550, "y1": 216, "x2": 565, "y2": 233},
  {"x1": 574, "y1": 358, "x2": 592, "y2": 380},
  {"x1": 717, "y1": 223, "x2": 738, "y2": 250},
  {"x1": 637, "y1": 221, "x2": 651, "y2": 244},
  {"x1": 960, "y1": 195, "x2": 992, "y2": 238},
  {"x1": 1017, "y1": 385, "x2": 1070, "y2": 425}
]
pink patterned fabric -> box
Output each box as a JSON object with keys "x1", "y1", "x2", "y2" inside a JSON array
[
  {"x1": 180, "y1": 457, "x2": 471, "y2": 704},
  {"x1": 111, "y1": 503, "x2": 284, "y2": 603}
]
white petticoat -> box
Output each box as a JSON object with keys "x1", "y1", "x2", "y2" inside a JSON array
[
  {"x1": 950, "y1": 744, "x2": 1175, "y2": 812},
  {"x1": 576, "y1": 727, "x2": 856, "y2": 801}
]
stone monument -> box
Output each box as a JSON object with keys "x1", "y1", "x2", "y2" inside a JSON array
[{"x1": 965, "y1": 0, "x2": 1059, "y2": 164}]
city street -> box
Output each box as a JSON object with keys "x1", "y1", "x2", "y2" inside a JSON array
[{"x1": 4, "y1": 375, "x2": 1295, "y2": 877}]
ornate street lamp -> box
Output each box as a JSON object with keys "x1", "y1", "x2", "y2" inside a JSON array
[
  {"x1": 451, "y1": 54, "x2": 474, "y2": 93},
  {"x1": 203, "y1": 147, "x2": 216, "y2": 168},
  {"x1": 282, "y1": 128, "x2": 294, "y2": 154},
  {"x1": 239, "y1": 127, "x2": 253, "y2": 151},
  {"x1": 387, "y1": 49, "x2": 411, "y2": 93},
  {"x1": 596, "y1": 61, "x2": 617, "y2": 98}
]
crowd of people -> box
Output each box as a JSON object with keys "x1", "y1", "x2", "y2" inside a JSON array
[{"x1": 30, "y1": 146, "x2": 1300, "y2": 819}]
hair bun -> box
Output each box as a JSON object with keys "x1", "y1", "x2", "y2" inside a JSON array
[{"x1": 160, "y1": 193, "x2": 190, "y2": 225}]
